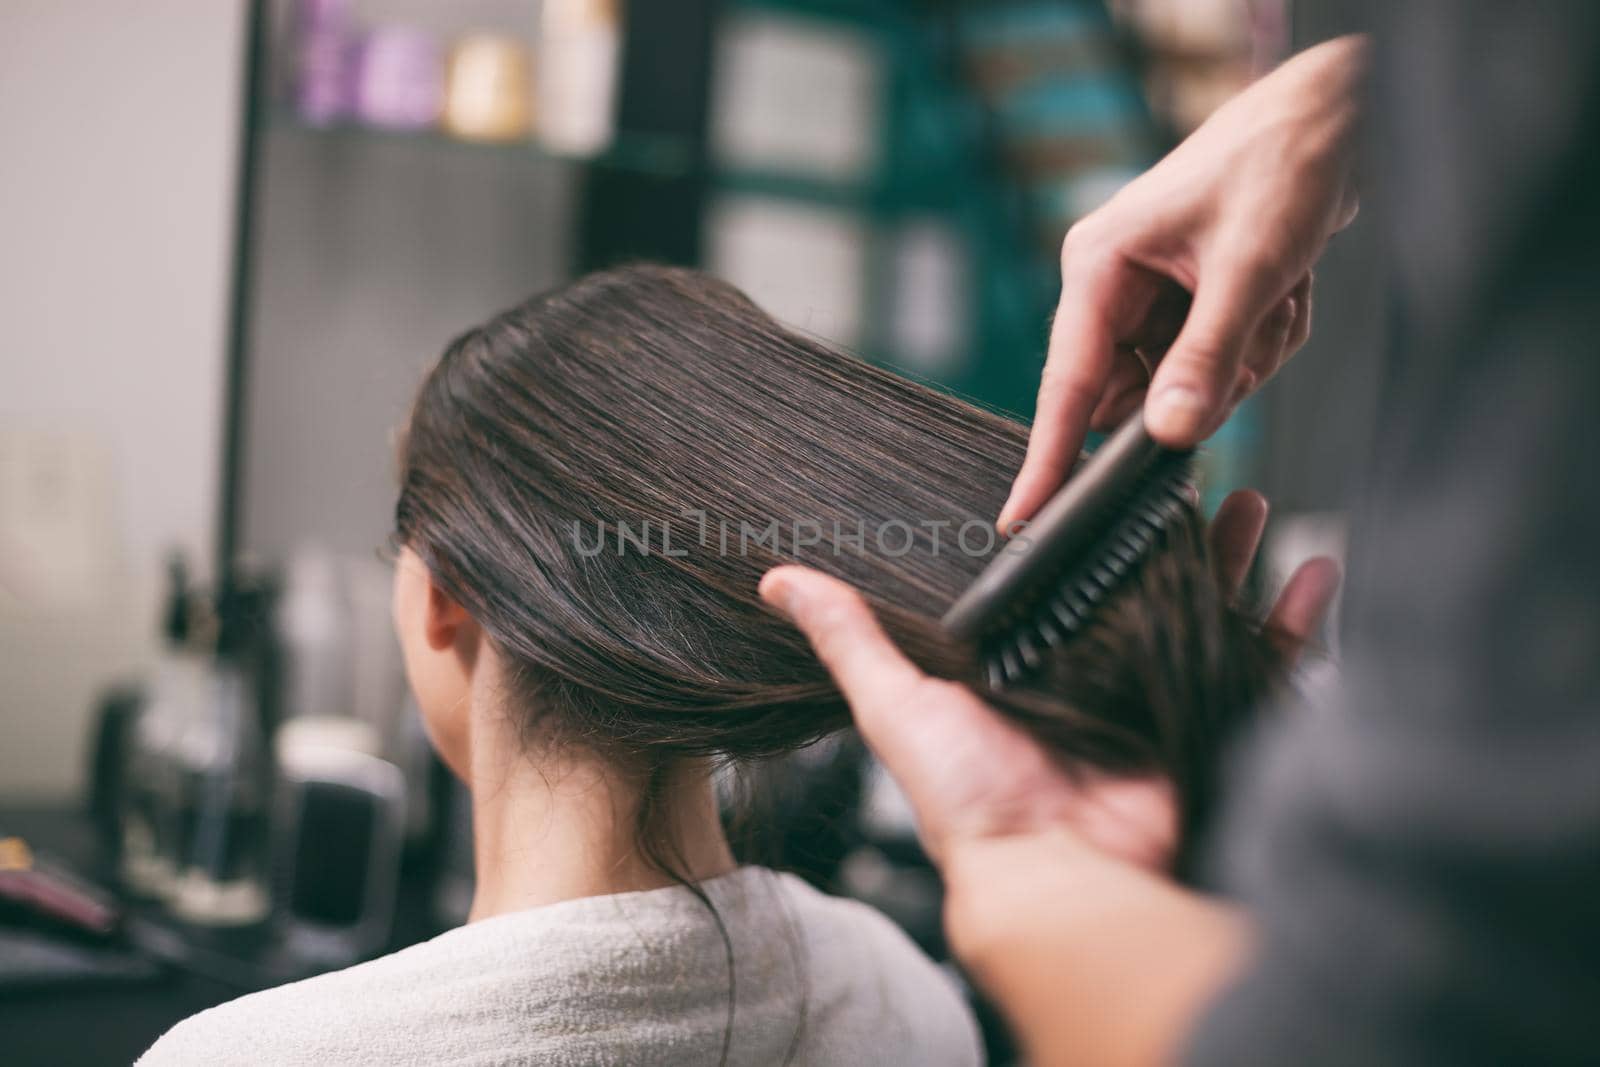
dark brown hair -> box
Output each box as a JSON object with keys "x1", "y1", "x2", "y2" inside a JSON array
[{"x1": 394, "y1": 263, "x2": 1285, "y2": 862}]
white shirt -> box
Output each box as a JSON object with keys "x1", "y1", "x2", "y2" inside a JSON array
[{"x1": 139, "y1": 866, "x2": 983, "y2": 1066}]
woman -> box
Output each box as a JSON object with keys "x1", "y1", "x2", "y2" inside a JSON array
[{"x1": 142, "y1": 264, "x2": 1290, "y2": 1065}]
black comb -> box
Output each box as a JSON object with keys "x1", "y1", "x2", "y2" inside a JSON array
[{"x1": 942, "y1": 412, "x2": 1196, "y2": 690}]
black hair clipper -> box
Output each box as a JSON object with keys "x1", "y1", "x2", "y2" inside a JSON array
[{"x1": 942, "y1": 412, "x2": 1197, "y2": 690}]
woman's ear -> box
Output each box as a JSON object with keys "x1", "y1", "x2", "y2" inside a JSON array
[
  {"x1": 422, "y1": 569, "x2": 475, "y2": 652},
  {"x1": 393, "y1": 546, "x2": 480, "y2": 780}
]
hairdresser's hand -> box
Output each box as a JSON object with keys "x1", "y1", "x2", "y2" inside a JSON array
[
  {"x1": 767, "y1": 495, "x2": 1336, "y2": 1067},
  {"x1": 761, "y1": 490, "x2": 1338, "y2": 874},
  {"x1": 999, "y1": 36, "x2": 1368, "y2": 530}
]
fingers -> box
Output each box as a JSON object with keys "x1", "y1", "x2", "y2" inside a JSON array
[
  {"x1": 1333, "y1": 187, "x2": 1361, "y2": 231},
  {"x1": 760, "y1": 565, "x2": 1049, "y2": 859},
  {"x1": 1145, "y1": 254, "x2": 1287, "y2": 445},
  {"x1": 999, "y1": 276, "x2": 1118, "y2": 530},
  {"x1": 1241, "y1": 272, "x2": 1312, "y2": 389},
  {"x1": 762, "y1": 564, "x2": 1181, "y2": 869},
  {"x1": 1266, "y1": 556, "x2": 1342, "y2": 662},
  {"x1": 1207, "y1": 490, "x2": 1269, "y2": 599},
  {"x1": 1245, "y1": 293, "x2": 1296, "y2": 383},
  {"x1": 1285, "y1": 272, "x2": 1313, "y2": 355},
  {"x1": 1089, "y1": 350, "x2": 1153, "y2": 432}
]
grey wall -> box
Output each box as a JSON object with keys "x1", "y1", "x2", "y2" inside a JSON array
[
  {"x1": 239, "y1": 124, "x2": 576, "y2": 560},
  {"x1": 0, "y1": 1, "x2": 244, "y2": 799},
  {"x1": 0, "y1": 0, "x2": 575, "y2": 799}
]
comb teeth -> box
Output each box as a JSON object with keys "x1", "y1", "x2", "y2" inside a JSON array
[
  {"x1": 982, "y1": 460, "x2": 1195, "y2": 691},
  {"x1": 1049, "y1": 595, "x2": 1081, "y2": 633},
  {"x1": 1000, "y1": 645, "x2": 1023, "y2": 680},
  {"x1": 985, "y1": 655, "x2": 1006, "y2": 691}
]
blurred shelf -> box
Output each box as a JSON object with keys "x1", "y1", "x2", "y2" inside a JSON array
[
  {"x1": 712, "y1": 165, "x2": 983, "y2": 216},
  {"x1": 713, "y1": 168, "x2": 879, "y2": 211},
  {"x1": 266, "y1": 112, "x2": 699, "y2": 180}
]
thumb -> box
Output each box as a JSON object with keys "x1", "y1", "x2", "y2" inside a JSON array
[
  {"x1": 758, "y1": 565, "x2": 1032, "y2": 852},
  {"x1": 1146, "y1": 257, "x2": 1284, "y2": 444},
  {"x1": 757, "y1": 565, "x2": 930, "y2": 734}
]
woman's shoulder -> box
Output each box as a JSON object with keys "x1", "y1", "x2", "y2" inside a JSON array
[
  {"x1": 134, "y1": 943, "x2": 423, "y2": 1065},
  {"x1": 756, "y1": 869, "x2": 984, "y2": 1067},
  {"x1": 135, "y1": 920, "x2": 528, "y2": 1067},
  {"x1": 763, "y1": 867, "x2": 943, "y2": 971},
  {"x1": 138, "y1": 870, "x2": 983, "y2": 1067}
]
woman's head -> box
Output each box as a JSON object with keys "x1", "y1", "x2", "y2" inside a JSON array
[{"x1": 392, "y1": 263, "x2": 1286, "y2": 855}]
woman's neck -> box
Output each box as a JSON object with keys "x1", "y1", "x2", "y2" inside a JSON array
[{"x1": 463, "y1": 702, "x2": 736, "y2": 922}]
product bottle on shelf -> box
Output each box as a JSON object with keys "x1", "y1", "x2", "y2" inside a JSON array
[
  {"x1": 292, "y1": 0, "x2": 353, "y2": 126},
  {"x1": 167, "y1": 588, "x2": 273, "y2": 927},
  {"x1": 539, "y1": 0, "x2": 620, "y2": 156},
  {"x1": 119, "y1": 555, "x2": 207, "y2": 898},
  {"x1": 278, "y1": 546, "x2": 353, "y2": 724}
]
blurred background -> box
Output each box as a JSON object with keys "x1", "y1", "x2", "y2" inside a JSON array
[{"x1": 0, "y1": 0, "x2": 1377, "y2": 1063}]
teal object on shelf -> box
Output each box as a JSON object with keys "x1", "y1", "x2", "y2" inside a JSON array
[
  {"x1": 711, "y1": 0, "x2": 1055, "y2": 421},
  {"x1": 1198, "y1": 399, "x2": 1264, "y2": 512}
]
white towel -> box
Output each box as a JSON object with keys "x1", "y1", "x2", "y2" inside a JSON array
[{"x1": 138, "y1": 866, "x2": 983, "y2": 1066}]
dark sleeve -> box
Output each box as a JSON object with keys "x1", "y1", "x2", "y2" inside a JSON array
[{"x1": 1186, "y1": 5, "x2": 1600, "y2": 1064}]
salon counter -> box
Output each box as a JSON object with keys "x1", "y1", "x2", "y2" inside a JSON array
[{"x1": 0, "y1": 806, "x2": 443, "y2": 1067}]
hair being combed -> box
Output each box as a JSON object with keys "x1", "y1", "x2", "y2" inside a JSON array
[{"x1": 394, "y1": 263, "x2": 1287, "y2": 858}]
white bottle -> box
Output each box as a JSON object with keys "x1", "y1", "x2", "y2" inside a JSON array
[
  {"x1": 168, "y1": 660, "x2": 271, "y2": 926},
  {"x1": 279, "y1": 546, "x2": 353, "y2": 723},
  {"x1": 120, "y1": 557, "x2": 205, "y2": 896},
  {"x1": 538, "y1": 0, "x2": 622, "y2": 157},
  {"x1": 120, "y1": 665, "x2": 191, "y2": 895}
]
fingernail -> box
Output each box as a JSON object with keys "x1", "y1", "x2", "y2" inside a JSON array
[{"x1": 1149, "y1": 386, "x2": 1207, "y2": 440}]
